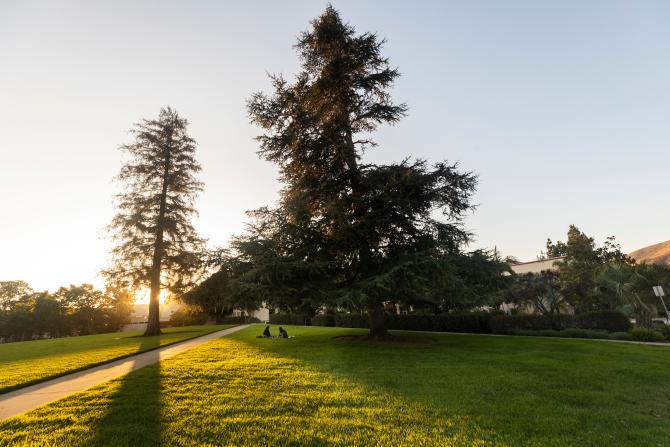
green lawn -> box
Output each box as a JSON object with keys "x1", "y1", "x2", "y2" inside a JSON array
[
  {"x1": 0, "y1": 325, "x2": 232, "y2": 393},
  {"x1": 1, "y1": 325, "x2": 670, "y2": 446}
]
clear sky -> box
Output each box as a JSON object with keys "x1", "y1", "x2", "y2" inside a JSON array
[{"x1": 1, "y1": 0, "x2": 669, "y2": 292}]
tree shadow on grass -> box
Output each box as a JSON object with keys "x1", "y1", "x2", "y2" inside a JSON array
[
  {"x1": 232, "y1": 326, "x2": 670, "y2": 447},
  {"x1": 83, "y1": 339, "x2": 163, "y2": 447},
  {"x1": 208, "y1": 333, "x2": 503, "y2": 446}
]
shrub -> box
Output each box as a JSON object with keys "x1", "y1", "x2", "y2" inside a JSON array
[
  {"x1": 334, "y1": 313, "x2": 368, "y2": 328},
  {"x1": 609, "y1": 332, "x2": 633, "y2": 341},
  {"x1": 311, "y1": 314, "x2": 336, "y2": 327},
  {"x1": 512, "y1": 329, "x2": 561, "y2": 337},
  {"x1": 217, "y1": 316, "x2": 261, "y2": 324},
  {"x1": 512, "y1": 328, "x2": 608, "y2": 339},
  {"x1": 629, "y1": 328, "x2": 664, "y2": 342},
  {"x1": 298, "y1": 312, "x2": 494, "y2": 333},
  {"x1": 574, "y1": 311, "x2": 631, "y2": 333},
  {"x1": 169, "y1": 308, "x2": 208, "y2": 326},
  {"x1": 427, "y1": 313, "x2": 493, "y2": 334},
  {"x1": 658, "y1": 324, "x2": 670, "y2": 341},
  {"x1": 490, "y1": 314, "x2": 573, "y2": 334},
  {"x1": 559, "y1": 328, "x2": 608, "y2": 339},
  {"x1": 269, "y1": 314, "x2": 311, "y2": 326}
]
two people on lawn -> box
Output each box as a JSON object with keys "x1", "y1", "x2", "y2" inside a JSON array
[{"x1": 259, "y1": 324, "x2": 290, "y2": 339}]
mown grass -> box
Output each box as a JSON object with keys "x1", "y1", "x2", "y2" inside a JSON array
[
  {"x1": 1, "y1": 325, "x2": 669, "y2": 446},
  {"x1": 0, "y1": 325, "x2": 232, "y2": 393}
]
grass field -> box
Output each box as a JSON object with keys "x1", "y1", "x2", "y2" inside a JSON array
[
  {"x1": 0, "y1": 324, "x2": 232, "y2": 393},
  {"x1": 1, "y1": 325, "x2": 670, "y2": 446}
]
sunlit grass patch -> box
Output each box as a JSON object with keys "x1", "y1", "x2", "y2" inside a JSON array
[
  {"x1": 0, "y1": 333, "x2": 498, "y2": 447},
  {"x1": 0, "y1": 325, "x2": 232, "y2": 393}
]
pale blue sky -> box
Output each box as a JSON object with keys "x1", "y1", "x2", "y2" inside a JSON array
[{"x1": 1, "y1": 1, "x2": 669, "y2": 291}]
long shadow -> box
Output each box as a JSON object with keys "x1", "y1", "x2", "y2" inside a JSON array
[{"x1": 82, "y1": 338, "x2": 163, "y2": 447}]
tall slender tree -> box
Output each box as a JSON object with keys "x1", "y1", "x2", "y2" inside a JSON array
[
  {"x1": 105, "y1": 107, "x2": 205, "y2": 336},
  {"x1": 218, "y1": 6, "x2": 477, "y2": 337}
]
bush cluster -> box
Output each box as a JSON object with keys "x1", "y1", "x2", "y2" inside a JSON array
[
  {"x1": 272, "y1": 310, "x2": 631, "y2": 338},
  {"x1": 512, "y1": 328, "x2": 609, "y2": 339},
  {"x1": 490, "y1": 314, "x2": 573, "y2": 334},
  {"x1": 269, "y1": 314, "x2": 312, "y2": 326},
  {"x1": 218, "y1": 316, "x2": 261, "y2": 324},
  {"x1": 658, "y1": 324, "x2": 670, "y2": 340},
  {"x1": 608, "y1": 332, "x2": 633, "y2": 341},
  {"x1": 574, "y1": 311, "x2": 631, "y2": 333},
  {"x1": 490, "y1": 311, "x2": 630, "y2": 335},
  {"x1": 629, "y1": 327, "x2": 664, "y2": 342}
]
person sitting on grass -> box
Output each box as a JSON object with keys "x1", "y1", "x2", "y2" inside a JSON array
[
  {"x1": 257, "y1": 324, "x2": 271, "y2": 338},
  {"x1": 278, "y1": 326, "x2": 289, "y2": 339}
]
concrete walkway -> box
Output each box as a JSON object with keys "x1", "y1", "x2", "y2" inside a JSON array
[{"x1": 0, "y1": 324, "x2": 249, "y2": 421}]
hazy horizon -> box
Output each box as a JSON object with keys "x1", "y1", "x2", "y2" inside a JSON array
[{"x1": 2, "y1": 0, "x2": 669, "y2": 292}]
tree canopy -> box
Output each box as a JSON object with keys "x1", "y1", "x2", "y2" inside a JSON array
[
  {"x1": 189, "y1": 6, "x2": 504, "y2": 337},
  {"x1": 105, "y1": 107, "x2": 205, "y2": 335}
]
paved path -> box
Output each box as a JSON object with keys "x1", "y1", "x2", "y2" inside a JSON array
[{"x1": 0, "y1": 324, "x2": 249, "y2": 421}]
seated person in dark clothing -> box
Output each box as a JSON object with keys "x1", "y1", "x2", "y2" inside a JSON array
[
  {"x1": 278, "y1": 326, "x2": 289, "y2": 338},
  {"x1": 261, "y1": 324, "x2": 272, "y2": 338}
]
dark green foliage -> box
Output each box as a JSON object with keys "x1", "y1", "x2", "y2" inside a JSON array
[
  {"x1": 490, "y1": 314, "x2": 574, "y2": 334},
  {"x1": 490, "y1": 311, "x2": 630, "y2": 334},
  {"x1": 608, "y1": 331, "x2": 633, "y2": 341},
  {"x1": 269, "y1": 314, "x2": 312, "y2": 326},
  {"x1": 594, "y1": 262, "x2": 670, "y2": 327},
  {"x1": 334, "y1": 313, "x2": 370, "y2": 328},
  {"x1": 504, "y1": 270, "x2": 565, "y2": 315},
  {"x1": 168, "y1": 307, "x2": 208, "y2": 327},
  {"x1": 512, "y1": 328, "x2": 609, "y2": 339},
  {"x1": 658, "y1": 324, "x2": 670, "y2": 340},
  {"x1": 550, "y1": 226, "x2": 634, "y2": 312},
  {"x1": 574, "y1": 310, "x2": 631, "y2": 333},
  {"x1": 558, "y1": 328, "x2": 609, "y2": 339},
  {"x1": 310, "y1": 314, "x2": 336, "y2": 327},
  {"x1": 0, "y1": 282, "x2": 132, "y2": 343},
  {"x1": 277, "y1": 312, "x2": 495, "y2": 333},
  {"x1": 387, "y1": 313, "x2": 494, "y2": 333},
  {"x1": 217, "y1": 316, "x2": 261, "y2": 324},
  {"x1": 192, "y1": 7, "x2": 503, "y2": 337},
  {"x1": 181, "y1": 266, "x2": 236, "y2": 320},
  {"x1": 629, "y1": 327, "x2": 664, "y2": 342}
]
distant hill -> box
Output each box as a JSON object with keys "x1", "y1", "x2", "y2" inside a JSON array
[{"x1": 629, "y1": 240, "x2": 670, "y2": 266}]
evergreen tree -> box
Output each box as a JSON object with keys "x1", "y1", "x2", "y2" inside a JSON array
[
  {"x1": 105, "y1": 107, "x2": 205, "y2": 336},
  {"x1": 552, "y1": 225, "x2": 633, "y2": 312},
  {"x1": 219, "y1": 7, "x2": 477, "y2": 337}
]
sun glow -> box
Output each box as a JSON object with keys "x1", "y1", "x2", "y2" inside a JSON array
[{"x1": 134, "y1": 288, "x2": 169, "y2": 305}]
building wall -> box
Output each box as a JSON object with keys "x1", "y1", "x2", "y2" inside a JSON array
[{"x1": 510, "y1": 257, "x2": 564, "y2": 275}]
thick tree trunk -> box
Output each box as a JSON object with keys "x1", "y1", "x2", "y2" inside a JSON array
[
  {"x1": 367, "y1": 301, "x2": 388, "y2": 338},
  {"x1": 144, "y1": 140, "x2": 172, "y2": 337},
  {"x1": 145, "y1": 206, "x2": 166, "y2": 336},
  {"x1": 344, "y1": 125, "x2": 389, "y2": 338}
]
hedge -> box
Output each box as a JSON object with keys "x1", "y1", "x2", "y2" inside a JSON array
[
  {"x1": 271, "y1": 310, "x2": 631, "y2": 335},
  {"x1": 386, "y1": 313, "x2": 493, "y2": 333},
  {"x1": 217, "y1": 316, "x2": 261, "y2": 324},
  {"x1": 489, "y1": 314, "x2": 573, "y2": 334},
  {"x1": 274, "y1": 312, "x2": 494, "y2": 333},
  {"x1": 490, "y1": 311, "x2": 630, "y2": 335},
  {"x1": 574, "y1": 310, "x2": 631, "y2": 333},
  {"x1": 269, "y1": 314, "x2": 311, "y2": 326},
  {"x1": 629, "y1": 327, "x2": 664, "y2": 342}
]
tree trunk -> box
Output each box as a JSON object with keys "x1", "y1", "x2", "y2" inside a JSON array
[
  {"x1": 367, "y1": 301, "x2": 388, "y2": 338},
  {"x1": 144, "y1": 137, "x2": 172, "y2": 336},
  {"x1": 343, "y1": 126, "x2": 388, "y2": 338}
]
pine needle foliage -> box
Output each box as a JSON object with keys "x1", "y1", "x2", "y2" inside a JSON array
[{"x1": 105, "y1": 107, "x2": 205, "y2": 335}]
